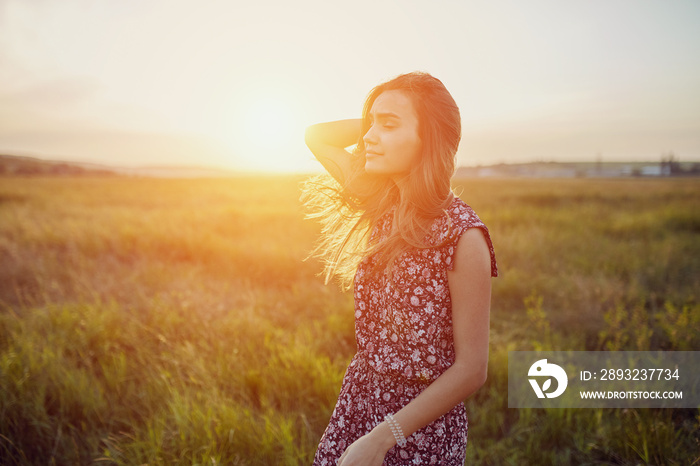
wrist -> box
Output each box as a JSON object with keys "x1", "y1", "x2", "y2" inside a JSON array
[
  {"x1": 384, "y1": 413, "x2": 408, "y2": 448},
  {"x1": 370, "y1": 421, "x2": 396, "y2": 451}
]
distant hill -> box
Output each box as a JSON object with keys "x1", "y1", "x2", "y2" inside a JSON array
[
  {"x1": 0, "y1": 154, "x2": 116, "y2": 176},
  {"x1": 0, "y1": 154, "x2": 238, "y2": 178}
]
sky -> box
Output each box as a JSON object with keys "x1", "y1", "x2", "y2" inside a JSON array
[{"x1": 1, "y1": 0, "x2": 699, "y2": 173}]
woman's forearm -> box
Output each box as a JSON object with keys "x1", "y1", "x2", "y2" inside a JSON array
[
  {"x1": 369, "y1": 361, "x2": 487, "y2": 449},
  {"x1": 304, "y1": 119, "x2": 362, "y2": 150}
]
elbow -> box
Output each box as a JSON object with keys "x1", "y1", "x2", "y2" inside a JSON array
[
  {"x1": 454, "y1": 359, "x2": 488, "y2": 394},
  {"x1": 304, "y1": 126, "x2": 313, "y2": 149},
  {"x1": 476, "y1": 365, "x2": 488, "y2": 389},
  {"x1": 469, "y1": 361, "x2": 488, "y2": 391},
  {"x1": 304, "y1": 128, "x2": 326, "y2": 166},
  {"x1": 304, "y1": 124, "x2": 320, "y2": 151}
]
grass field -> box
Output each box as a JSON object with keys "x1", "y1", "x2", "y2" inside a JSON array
[{"x1": 0, "y1": 175, "x2": 698, "y2": 465}]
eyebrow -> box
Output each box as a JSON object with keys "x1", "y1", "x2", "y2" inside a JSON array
[{"x1": 370, "y1": 112, "x2": 401, "y2": 120}]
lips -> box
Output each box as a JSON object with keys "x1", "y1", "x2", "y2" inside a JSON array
[{"x1": 365, "y1": 149, "x2": 382, "y2": 157}]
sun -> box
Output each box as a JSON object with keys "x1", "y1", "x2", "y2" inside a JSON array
[
  {"x1": 205, "y1": 87, "x2": 314, "y2": 172},
  {"x1": 244, "y1": 97, "x2": 296, "y2": 151}
]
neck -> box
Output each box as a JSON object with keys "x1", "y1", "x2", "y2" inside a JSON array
[
  {"x1": 391, "y1": 175, "x2": 455, "y2": 209},
  {"x1": 391, "y1": 173, "x2": 410, "y2": 197}
]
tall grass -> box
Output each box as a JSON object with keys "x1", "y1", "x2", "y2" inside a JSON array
[{"x1": 0, "y1": 176, "x2": 698, "y2": 464}]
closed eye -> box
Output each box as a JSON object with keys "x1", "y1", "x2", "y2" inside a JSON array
[
  {"x1": 369, "y1": 112, "x2": 401, "y2": 128},
  {"x1": 380, "y1": 116, "x2": 399, "y2": 128},
  {"x1": 367, "y1": 119, "x2": 397, "y2": 130}
]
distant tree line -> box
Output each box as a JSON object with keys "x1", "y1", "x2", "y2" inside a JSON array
[
  {"x1": 0, "y1": 154, "x2": 115, "y2": 176},
  {"x1": 658, "y1": 152, "x2": 700, "y2": 176}
]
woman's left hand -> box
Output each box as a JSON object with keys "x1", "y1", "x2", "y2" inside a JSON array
[{"x1": 337, "y1": 432, "x2": 392, "y2": 466}]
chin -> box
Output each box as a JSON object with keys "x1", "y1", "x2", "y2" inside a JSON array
[
  {"x1": 364, "y1": 162, "x2": 381, "y2": 174},
  {"x1": 365, "y1": 160, "x2": 390, "y2": 176}
]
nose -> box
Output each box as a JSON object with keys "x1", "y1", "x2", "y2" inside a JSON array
[{"x1": 363, "y1": 124, "x2": 378, "y2": 146}]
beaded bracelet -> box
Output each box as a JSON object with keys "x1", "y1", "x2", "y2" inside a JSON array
[{"x1": 384, "y1": 413, "x2": 407, "y2": 447}]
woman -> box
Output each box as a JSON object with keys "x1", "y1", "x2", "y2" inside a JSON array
[{"x1": 303, "y1": 72, "x2": 498, "y2": 465}]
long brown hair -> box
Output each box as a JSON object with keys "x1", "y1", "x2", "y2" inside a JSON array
[{"x1": 302, "y1": 71, "x2": 462, "y2": 288}]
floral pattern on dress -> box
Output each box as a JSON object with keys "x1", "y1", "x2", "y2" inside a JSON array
[{"x1": 313, "y1": 197, "x2": 497, "y2": 465}]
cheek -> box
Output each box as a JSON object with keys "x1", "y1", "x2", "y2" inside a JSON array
[{"x1": 400, "y1": 133, "x2": 422, "y2": 165}]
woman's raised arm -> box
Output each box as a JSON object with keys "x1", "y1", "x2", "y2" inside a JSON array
[{"x1": 305, "y1": 119, "x2": 362, "y2": 184}]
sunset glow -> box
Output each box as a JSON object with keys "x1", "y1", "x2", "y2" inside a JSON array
[
  {"x1": 233, "y1": 95, "x2": 306, "y2": 172},
  {"x1": 1, "y1": 0, "x2": 698, "y2": 171}
]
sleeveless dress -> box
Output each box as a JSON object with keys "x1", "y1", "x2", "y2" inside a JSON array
[{"x1": 313, "y1": 197, "x2": 498, "y2": 465}]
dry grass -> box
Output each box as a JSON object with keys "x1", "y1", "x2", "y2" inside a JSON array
[{"x1": 0, "y1": 175, "x2": 698, "y2": 465}]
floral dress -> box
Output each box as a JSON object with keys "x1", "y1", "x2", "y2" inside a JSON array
[{"x1": 313, "y1": 197, "x2": 498, "y2": 465}]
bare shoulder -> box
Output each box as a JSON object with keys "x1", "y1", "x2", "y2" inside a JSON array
[
  {"x1": 450, "y1": 228, "x2": 491, "y2": 275},
  {"x1": 445, "y1": 198, "x2": 497, "y2": 278}
]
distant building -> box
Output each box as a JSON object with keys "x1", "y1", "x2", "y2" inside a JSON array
[{"x1": 640, "y1": 165, "x2": 670, "y2": 176}]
